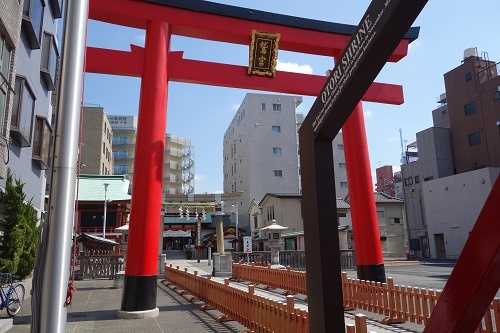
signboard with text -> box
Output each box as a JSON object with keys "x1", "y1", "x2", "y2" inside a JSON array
[
  {"x1": 308, "y1": 0, "x2": 427, "y2": 140},
  {"x1": 243, "y1": 236, "x2": 252, "y2": 253}
]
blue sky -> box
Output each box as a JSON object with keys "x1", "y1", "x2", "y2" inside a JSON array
[{"x1": 83, "y1": 0, "x2": 500, "y2": 194}]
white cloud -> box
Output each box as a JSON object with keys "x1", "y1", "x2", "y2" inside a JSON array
[
  {"x1": 195, "y1": 174, "x2": 205, "y2": 182},
  {"x1": 364, "y1": 110, "x2": 373, "y2": 118},
  {"x1": 231, "y1": 103, "x2": 240, "y2": 111},
  {"x1": 276, "y1": 61, "x2": 314, "y2": 74}
]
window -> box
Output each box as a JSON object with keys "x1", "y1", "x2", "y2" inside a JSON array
[
  {"x1": 337, "y1": 144, "x2": 344, "y2": 151},
  {"x1": 494, "y1": 91, "x2": 500, "y2": 101},
  {"x1": 465, "y1": 72, "x2": 472, "y2": 81},
  {"x1": 254, "y1": 216, "x2": 258, "y2": 229},
  {"x1": 424, "y1": 176, "x2": 434, "y2": 182},
  {"x1": 113, "y1": 136, "x2": 129, "y2": 144},
  {"x1": 113, "y1": 150, "x2": 128, "y2": 160},
  {"x1": 0, "y1": 33, "x2": 12, "y2": 136},
  {"x1": 0, "y1": 33, "x2": 12, "y2": 82},
  {"x1": 47, "y1": 0, "x2": 63, "y2": 18},
  {"x1": 464, "y1": 101, "x2": 476, "y2": 116},
  {"x1": 272, "y1": 147, "x2": 282, "y2": 156},
  {"x1": 272, "y1": 125, "x2": 281, "y2": 133},
  {"x1": 41, "y1": 32, "x2": 59, "y2": 91},
  {"x1": 339, "y1": 162, "x2": 346, "y2": 169},
  {"x1": 267, "y1": 205, "x2": 275, "y2": 221},
  {"x1": 261, "y1": 103, "x2": 266, "y2": 111},
  {"x1": 32, "y1": 116, "x2": 51, "y2": 169},
  {"x1": 415, "y1": 175, "x2": 420, "y2": 184},
  {"x1": 404, "y1": 177, "x2": 413, "y2": 186},
  {"x1": 340, "y1": 181, "x2": 348, "y2": 188},
  {"x1": 11, "y1": 76, "x2": 35, "y2": 147},
  {"x1": 273, "y1": 170, "x2": 283, "y2": 178},
  {"x1": 441, "y1": 109, "x2": 447, "y2": 115},
  {"x1": 272, "y1": 103, "x2": 281, "y2": 112},
  {"x1": 468, "y1": 132, "x2": 481, "y2": 145},
  {"x1": 393, "y1": 218, "x2": 401, "y2": 224},
  {"x1": 377, "y1": 211, "x2": 385, "y2": 218},
  {"x1": 22, "y1": 0, "x2": 45, "y2": 49},
  {"x1": 114, "y1": 165, "x2": 128, "y2": 174}
]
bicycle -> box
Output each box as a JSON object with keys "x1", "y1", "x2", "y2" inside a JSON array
[{"x1": 0, "y1": 273, "x2": 25, "y2": 317}]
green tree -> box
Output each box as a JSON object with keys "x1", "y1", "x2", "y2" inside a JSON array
[{"x1": 0, "y1": 169, "x2": 39, "y2": 279}]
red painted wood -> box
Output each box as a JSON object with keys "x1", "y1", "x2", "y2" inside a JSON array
[
  {"x1": 85, "y1": 47, "x2": 404, "y2": 104},
  {"x1": 88, "y1": 0, "x2": 409, "y2": 61},
  {"x1": 424, "y1": 177, "x2": 500, "y2": 333},
  {"x1": 125, "y1": 20, "x2": 170, "y2": 276},
  {"x1": 343, "y1": 102, "x2": 384, "y2": 266},
  {"x1": 85, "y1": 45, "x2": 144, "y2": 77}
]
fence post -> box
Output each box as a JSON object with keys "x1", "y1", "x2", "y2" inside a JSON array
[
  {"x1": 354, "y1": 314, "x2": 368, "y2": 333},
  {"x1": 382, "y1": 277, "x2": 404, "y2": 324}
]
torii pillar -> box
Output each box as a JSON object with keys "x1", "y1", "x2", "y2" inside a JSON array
[{"x1": 118, "y1": 20, "x2": 170, "y2": 318}]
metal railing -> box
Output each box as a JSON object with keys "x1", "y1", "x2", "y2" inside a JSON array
[
  {"x1": 77, "y1": 255, "x2": 124, "y2": 279},
  {"x1": 231, "y1": 249, "x2": 356, "y2": 270}
]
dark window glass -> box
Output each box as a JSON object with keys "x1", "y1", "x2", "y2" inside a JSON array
[
  {"x1": 11, "y1": 76, "x2": 35, "y2": 147},
  {"x1": 404, "y1": 177, "x2": 413, "y2": 186},
  {"x1": 0, "y1": 34, "x2": 12, "y2": 135},
  {"x1": 22, "y1": 0, "x2": 45, "y2": 49},
  {"x1": 47, "y1": 0, "x2": 63, "y2": 18},
  {"x1": 0, "y1": 35, "x2": 12, "y2": 81},
  {"x1": 41, "y1": 32, "x2": 59, "y2": 91},
  {"x1": 468, "y1": 132, "x2": 481, "y2": 145},
  {"x1": 272, "y1": 103, "x2": 281, "y2": 112},
  {"x1": 464, "y1": 101, "x2": 476, "y2": 116},
  {"x1": 494, "y1": 91, "x2": 500, "y2": 101},
  {"x1": 32, "y1": 116, "x2": 52, "y2": 169},
  {"x1": 465, "y1": 72, "x2": 472, "y2": 81},
  {"x1": 415, "y1": 175, "x2": 420, "y2": 184}
]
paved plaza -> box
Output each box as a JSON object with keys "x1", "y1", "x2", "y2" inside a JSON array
[{"x1": 0, "y1": 255, "x2": 431, "y2": 333}]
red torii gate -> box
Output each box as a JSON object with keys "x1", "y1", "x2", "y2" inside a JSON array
[{"x1": 85, "y1": 0, "x2": 411, "y2": 323}]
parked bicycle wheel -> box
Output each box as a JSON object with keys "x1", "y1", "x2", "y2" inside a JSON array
[{"x1": 6, "y1": 284, "x2": 25, "y2": 317}]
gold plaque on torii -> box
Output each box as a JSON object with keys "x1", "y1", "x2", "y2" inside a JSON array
[{"x1": 248, "y1": 30, "x2": 280, "y2": 77}]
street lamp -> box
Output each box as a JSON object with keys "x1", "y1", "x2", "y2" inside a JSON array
[
  {"x1": 103, "y1": 183, "x2": 109, "y2": 238},
  {"x1": 232, "y1": 204, "x2": 239, "y2": 251}
]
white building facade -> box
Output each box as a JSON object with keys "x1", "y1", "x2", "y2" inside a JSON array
[{"x1": 223, "y1": 93, "x2": 348, "y2": 233}]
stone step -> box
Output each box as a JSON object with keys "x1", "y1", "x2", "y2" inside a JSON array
[{"x1": 0, "y1": 318, "x2": 13, "y2": 333}]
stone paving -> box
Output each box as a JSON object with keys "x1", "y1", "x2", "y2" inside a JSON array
[{"x1": 0, "y1": 254, "x2": 423, "y2": 332}]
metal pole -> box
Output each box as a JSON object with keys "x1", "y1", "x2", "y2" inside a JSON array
[
  {"x1": 103, "y1": 183, "x2": 109, "y2": 238},
  {"x1": 39, "y1": 0, "x2": 89, "y2": 331},
  {"x1": 235, "y1": 210, "x2": 239, "y2": 252},
  {"x1": 207, "y1": 246, "x2": 212, "y2": 266}
]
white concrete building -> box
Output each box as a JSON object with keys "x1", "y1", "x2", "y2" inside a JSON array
[
  {"x1": 422, "y1": 167, "x2": 499, "y2": 259},
  {"x1": 223, "y1": 93, "x2": 347, "y2": 233}
]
